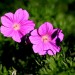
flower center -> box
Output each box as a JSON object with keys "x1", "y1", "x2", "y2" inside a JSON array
[
  {"x1": 42, "y1": 35, "x2": 49, "y2": 43},
  {"x1": 13, "y1": 23, "x2": 20, "y2": 30}
]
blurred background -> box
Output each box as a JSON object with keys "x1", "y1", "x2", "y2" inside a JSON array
[{"x1": 0, "y1": 0, "x2": 75, "y2": 75}]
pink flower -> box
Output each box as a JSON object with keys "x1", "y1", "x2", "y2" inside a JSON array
[
  {"x1": 29, "y1": 22, "x2": 64, "y2": 55},
  {"x1": 1, "y1": 8, "x2": 35, "y2": 42},
  {"x1": 0, "y1": 27, "x2": 1, "y2": 32}
]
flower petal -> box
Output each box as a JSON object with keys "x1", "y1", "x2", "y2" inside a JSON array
[
  {"x1": 48, "y1": 50, "x2": 54, "y2": 55},
  {"x1": 1, "y1": 13, "x2": 13, "y2": 27},
  {"x1": 51, "y1": 29, "x2": 58, "y2": 38},
  {"x1": 43, "y1": 42, "x2": 51, "y2": 50},
  {"x1": 14, "y1": 8, "x2": 23, "y2": 22},
  {"x1": 1, "y1": 26, "x2": 13, "y2": 37},
  {"x1": 23, "y1": 10, "x2": 29, "y2": 20},
  {"x1": 20, "y1": 20, "x2": 35, "y2": 35},
  {"x1": 58, "y1": 31, "x2": 64, "y2": 41},
  {"x1": 12, "y1": 31, "x2": 21, "y2": 42},
  {"x1": 43, "y1": 42, "x2": 60, "y2": 55},
  {"x1": 38, "y1": 22, "x2": 53, "y2": 35},
  {"x1": 33, "y1": 43, "x2": 46, "y2": 55},
  {"x1": 5, "y1": 12, "x2": 14, "y2": 22},
  {"x1": 51, "y1": 29, "x2": 58, "y2": 44},
  {"x1": 31, "y1": 29, "x2": 38, "y2": 36},
  {"x1": 0, "y1": 27, "x2": 1, "y2": 32},
  {"x1": 29, "y1": 36, "x2": 41, "y2": 44},
  {"x1": 20, "y1": 20, "x2": 35, "y2": 27},
  {"x1": 43, "y1": 42, "x2": 59, "y2": 55},
  {"x1": 14, "y1": 8, "x2": 29, "y2": 22},
  {"x1": 49, "y1": 42, "x2": 60, "y2": 53},
  {"x1": 51, "y1": 29, "x2": 64, "y2": 43},
  {"x1": 51, "y1": 36, "x2": 57, "y2": 44}
]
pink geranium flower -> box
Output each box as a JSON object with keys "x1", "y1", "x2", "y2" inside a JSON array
[
  {"x1": 29, "y1": 22, "x2": 64, "y2": 55},
  {"x1": 1, "y1": 8, "x2": 35, "y2": 42}
]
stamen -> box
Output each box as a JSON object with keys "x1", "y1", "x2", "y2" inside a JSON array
[
  {"x1": 42, "y1": 35, "x2": 49, "y2": 43},
  {"x1": 13, "y1": 23, "x2": 20, "y2": 30}
]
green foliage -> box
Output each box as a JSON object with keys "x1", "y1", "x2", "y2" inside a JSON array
[
  {"x1": 0, "y1": 0, "x2": 75, "y2": 75},
  {"x1": 0, "y1": 64, "x2": 14, "y2": 75},
  {"x1": 39, "y1": 52, "x2": 75, "y2": 75}
]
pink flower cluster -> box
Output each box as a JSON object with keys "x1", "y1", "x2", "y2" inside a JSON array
[{"x1": 0, "y1": 8, "x2": 64, "y2": 55}]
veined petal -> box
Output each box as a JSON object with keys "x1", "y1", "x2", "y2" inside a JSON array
[
  {"x1": 32, "y1": 45, "x2": 40, "y2": 53},
  {"x1": 5, "y1": 12, "x2": 14, "y2": 22},
  {"x1": 14, "y1": 8, "x2": 24, "y2": 22},
  {"x1": 51, "y1": 29, "x2": 64, "y2": 43},
  {"x1": 20, "y1": 20, "x2": 35, "y2": 35},
  {"x1": 51, "y1": 29, "x2": 57, "y2": 34},
  {"x1": 29, "y1": 36, "x2": 41, "y2": 44},
  {"x1": 43, "y1": 42, "x2": 58, "y2": 55},
  {"x1": 1, "y1": 13, "x2": 13, "y2": 27},
  {"x1": 0, "y1": 27, "x2": 1, "y2": 32},
  {"x1": 38, "y1": 22, "x2": 53, "y2": 35},
  {"x1": 20, "y1": 20, "x2": 35, "y2": 27},
  {"x1": 20, "y1": 25, "x2": 34, "y2": 35},
  {"x1": 48, "y1": 50, "x2": 54, "y2": 55},
  {"x1": 31, "y1": 29, "x2": 38, "y2": 36},
  {"x1": 49, "y1": 42, "x2": 60, "y2": 52},
  {"x1": 58, "y1": 31, "x2": 64, "y2": 41},
  {"x1": 14, "y1": 8, "x2": 29, "y2": 22},
  {"x1": 38, "y1": 50, "x2": 46, "y2": 55},
  {"x1": 51, "y1": 36, "x2": 57, "y2": 44},
  {"x1": 12, "y1": 31, "x2": 21, "y2": 42},
  {"x1": 43, "y1": 42, "x2": 51, "y2": 50},
  {"x1": 19, "y1": 26, "x2": 33, "y2": 36},
  {"x1": 33, "y1": 43, "x2": 46, "y2": 55},
  {"x1": 23, "y1": 10, "x2": 29, "y2": 20},
  {"x1": 1, "y1": 26, "x2": 13, "y2": 37},
  {"x1": 51, "y1": 29, "x2": 58, "y2": 38}
]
